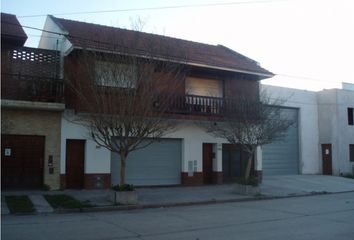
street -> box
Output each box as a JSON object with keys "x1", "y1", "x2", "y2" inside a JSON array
[{"x1": 2, "y1": 192, "x2": 354, "y2": 240}]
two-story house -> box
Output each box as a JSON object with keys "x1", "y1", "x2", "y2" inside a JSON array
[
  {"x1": 38, "y1": 15, "x2": 274, "y2": 189},
  {"x1": 1, "y1": 13, "x2": 64, "y2": 190}
]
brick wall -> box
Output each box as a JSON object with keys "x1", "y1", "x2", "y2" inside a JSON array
[{"x1": 1, "y1": 109, "x2": 62, "y2": 190}]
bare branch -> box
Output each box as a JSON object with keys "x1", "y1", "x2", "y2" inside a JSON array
[
  {"x1": 203, "y1": 91, "x2": 294, "y2": 179},
  {"x1": 65, "y1": 29, "x2": 186, "y2": 185}
]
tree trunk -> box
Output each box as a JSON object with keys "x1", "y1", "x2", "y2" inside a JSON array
[
  {"x1": 245, "y1": 146, "x2": 256, "y2": 179},
  {"x1": 120, "y1": 151, "x2": 127, "y2": 185}
]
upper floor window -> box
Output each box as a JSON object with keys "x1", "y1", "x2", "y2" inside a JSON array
[
  {"x1": 348, "y1": 108, "x2": 354, "y2": 125},
  {"x1": 185, "y1": 77, "x2": 223, "y2": 98},
  {"x1": 350, "y1": 144, "x2": 354, "y2": 162},
  {"x1": 95, "y1": 61, "x2": 137, "y2": 88}
]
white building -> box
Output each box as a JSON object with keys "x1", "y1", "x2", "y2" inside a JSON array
[{"x1": 263, "y1": 83, "x2": 354, "y2": 176}]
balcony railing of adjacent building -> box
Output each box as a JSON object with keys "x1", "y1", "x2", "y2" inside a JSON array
[{"x1": 1, "y1": 47, "x2": 64, "y2": 103}]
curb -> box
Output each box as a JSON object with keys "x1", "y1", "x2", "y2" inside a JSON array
[
  {"x1": 3, "y1": 190, "x2": 354, "y2": 215},
  {"x1": 54, "y1": 190, "x2": 354, "y2": 214}
]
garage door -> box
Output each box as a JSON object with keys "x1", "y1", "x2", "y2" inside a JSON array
[
  {"x1": 262, "y1": 108, "x2": 299, "y2": 176},
  {"x1": 111, "y1": 139, "x2": 182, "y2": 186},
  {"x1": 1, "y1": 135, "x2": 44, "y2": 189}
]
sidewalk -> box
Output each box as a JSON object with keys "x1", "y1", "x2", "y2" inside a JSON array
[{"x1": 2, "y1": 175, "x2": 354, "y2": 214}]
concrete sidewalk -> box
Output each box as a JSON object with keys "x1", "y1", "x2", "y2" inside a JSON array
[
  {"x1": 2, "y1": 175, "x2": 354, "y2": 214},
  {"x1": 261, "y1": 174, "x2": 354, "y2": 196}
]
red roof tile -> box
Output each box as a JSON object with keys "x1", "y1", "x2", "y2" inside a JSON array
[
  {"x1": 52, "y1": 16, "x2": 273, "y2": 77},
  {"x1": 1, "y1": 13, "x2": 27, "y2": 46}
]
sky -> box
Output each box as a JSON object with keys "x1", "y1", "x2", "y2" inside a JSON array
[{"x1": 2, "y1": 0, "x2": 354, "y2": 91}]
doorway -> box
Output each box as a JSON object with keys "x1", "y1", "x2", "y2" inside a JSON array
[
  {"x1": 1, "y1": 135, "x2": 44, "y2": 189},
  {"x1": 66, "y1": 139, "x2": 85, "y2": 188},
  {"x1": 222, "y1": 144, "x2": 242, "y2": 182},
  {"x1": 203, "y1": 143, "x2": 213, "y2": 184},
  {"x1": 321, "y1": 144, "x2": 332, "y2": 175}
]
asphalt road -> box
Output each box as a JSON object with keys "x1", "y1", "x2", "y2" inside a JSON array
[{"x1": 2, "y1": 192, "x2": 354, "y2": 240}]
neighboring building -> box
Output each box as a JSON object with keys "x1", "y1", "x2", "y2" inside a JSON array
[
  {"x1": 39, "y1": 15, "x2": 273, "y2": 188},
  {"x1": 317, "y1": 83, "x2": 354, "y2": 175},
  {"x1": 1, "y1": 13, "x2": 64, "y2": 190},
  {"x1": 263, "y1": 83, "x2": 354, "y2": 176}
]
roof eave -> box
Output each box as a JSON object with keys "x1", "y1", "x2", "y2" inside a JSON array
[{"x1": 69, "y1": 46, "x2": 274, "y2": 78}]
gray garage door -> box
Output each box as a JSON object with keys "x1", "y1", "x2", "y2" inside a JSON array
[
  {"x1": 262, "y1": 107, "x2": 299, "y2": 176},
  {"x1": 111, "y1": 138, "x2": 182, "y2": 186}
]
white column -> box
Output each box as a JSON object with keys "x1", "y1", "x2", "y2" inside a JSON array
[
  {"x1": 255, "y1": 146, "x2": 262, "y2": 171},
  {"x1": 215, "y1": 143, "x2": 223, "y2": 172}
]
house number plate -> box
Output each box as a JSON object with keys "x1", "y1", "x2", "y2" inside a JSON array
[{"x1": 4, "y1": 148, "x2": 12, "y2": 156}]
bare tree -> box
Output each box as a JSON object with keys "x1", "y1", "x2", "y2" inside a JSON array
[
  {"x1": 204, "y1": 92, "x2": 294, "y2": 180},
  {"x1": 65, "y1": 37, "x2": 186, "y2": 186}
]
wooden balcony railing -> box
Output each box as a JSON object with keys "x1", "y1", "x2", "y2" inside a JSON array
[
  {"x1": 155, "y1": 94, "x2": 255, "y2": 116},
  {"x1": 1, "y1": 73, "x2": 64, "y2": 103}
]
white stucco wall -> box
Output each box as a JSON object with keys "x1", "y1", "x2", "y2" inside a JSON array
[
  {"x1": 317, "y1": 88, "x2": 354, "y2": 175},
  {"x1": 61, "y1": 112, "x2": 111, "y2": 174},
  {"x1": 61, "y1": 113, "x2": 229, "y2": 175},
  {"x1": 39, "y1": 16, "x2": 73, "y2": 53},
  {"x1": 164, "y1": 122, "x2": 228, "y2": 172},
  {"x1": 261, "y1": 84, "x2": 320, "y2": 174},
  {"x1": 337, "y1": 89, "x2": 354, "y2": 174}
]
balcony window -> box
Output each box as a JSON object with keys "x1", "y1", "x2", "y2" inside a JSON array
[
  {"x1": 95, "y1": 61, "x2": 137, "y2": 88},
  {"x1": 185, "y1": 77, "x2": 223, "y2": 98}
]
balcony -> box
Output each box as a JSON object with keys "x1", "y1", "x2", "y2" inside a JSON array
[
  {"x1": 157, "y1": 94, "x2": 252, "y2": 116},
  {"x1": 1, "y1": 47, "x2": 64, "y2": 103},
  {"x1": 1, "y1": 73, "x2": 64, "y2": 103}
]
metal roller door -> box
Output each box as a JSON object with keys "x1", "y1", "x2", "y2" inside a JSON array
[
  {"x1": 262, "y1": 108, "x2": 299, "y2": 176},
  {"x1": 111, "y1": 138, "x2": 182, "y2": 186}
]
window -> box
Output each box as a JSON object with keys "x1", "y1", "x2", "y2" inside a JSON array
[
  {"x1": 95, "y1": 61, "x2": 137, "y2": 88},
  {"x1": 350, "y1": 144, "x2": 354, "y2": 162},
  {"x1": 348, "y1": 108, "x2": 354, "y2": 125},
  {"x1": 185, "y1": 77, "x2": 223, "y2": 98}
]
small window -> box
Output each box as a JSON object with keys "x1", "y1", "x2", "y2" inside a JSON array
[
  {"x1": 350, "y1": 144, "x2": 354, "y2": 162},
  {"x1": 348, "y1": 108, "x2": 354, "y2": 125},
  {"x1": 95, "y1": 61, "x2": 137, "y2": 88}
]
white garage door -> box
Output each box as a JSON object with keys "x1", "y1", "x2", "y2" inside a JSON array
[
  {"x1": 262, "y1": 108, "x2": 299, "y2": 176},
  {"x1": 111, "y1": 138, "x2": 182, "y2": 186}
]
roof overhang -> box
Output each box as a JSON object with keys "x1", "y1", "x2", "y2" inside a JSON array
[{"x1": 66, "y1": 46, "x2": 274, "y2": 79}]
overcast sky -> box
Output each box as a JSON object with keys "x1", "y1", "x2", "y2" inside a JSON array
[{"x1": 2, "y1": 0, "x2": 354, "y2": 91}]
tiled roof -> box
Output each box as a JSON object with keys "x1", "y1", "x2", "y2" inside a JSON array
[
  {"x1": 1, "y1": 13, "x2": 27, "y2": 45},
  {"x1": 52, "y1": 16, "x2": 273, "y2": 77}
]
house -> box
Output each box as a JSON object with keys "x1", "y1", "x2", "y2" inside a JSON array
[
  {"x1": 262, "y1": 83, "x2": 354, "y2": 176},
  {"x1": 1, "y1": 13, "x2": 64, "y2": 190},
  {"x1": 38, "y1": 15, "x2": 274, "y2": 188}
]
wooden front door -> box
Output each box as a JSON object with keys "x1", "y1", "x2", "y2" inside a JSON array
[
  {"x1": 203, "y1": 143, "x2": 213, "y2": 184},
  {"x1": 321, "y1": 144, "x2": 332, "y2": 175},
  {"x1": 66, "y1": 139, "x2": 85, "y2": 189},
  {"x1": 222, "y1": 144, "x2": 242, "y2": 182},
  {"x1": 1, "y1": 135, "x2": 44, "y2": 189}
]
